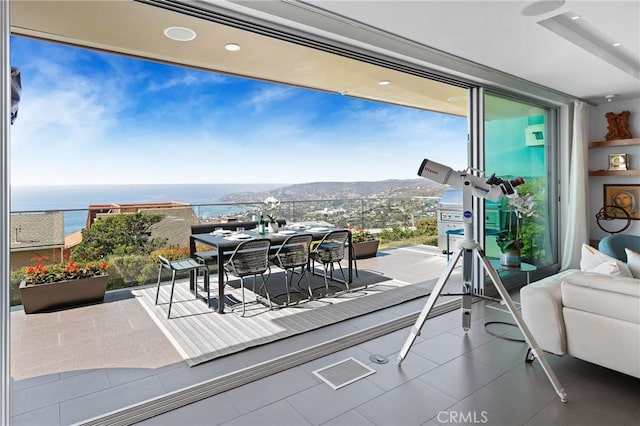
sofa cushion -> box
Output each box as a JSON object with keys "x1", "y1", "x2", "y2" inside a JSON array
[
  {"x1": 580, "y1": 244, "x2": 632, "y2": 277},
  {"x1": 626, "y1": 249, "x2": 640, "y2": 279},
  {"x1": 561, "y1": 271, "x2": 640, "y2": 324}
]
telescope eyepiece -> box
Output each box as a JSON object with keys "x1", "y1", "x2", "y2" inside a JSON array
[{"x1": 510, "y1": 177, "x2": 525, "y2": 188}]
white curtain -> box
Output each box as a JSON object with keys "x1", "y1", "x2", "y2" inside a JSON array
[{"x1": 561, "y1": 101, "x2": 590, "y2": 269}]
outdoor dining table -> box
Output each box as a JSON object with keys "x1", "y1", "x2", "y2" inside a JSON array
[{"x1": 189, "y1": 226, "x2": 353, "y2": 313}]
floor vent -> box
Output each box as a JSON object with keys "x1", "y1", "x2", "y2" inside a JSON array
[{"x1": 313, "y1": 357, "x2": 375, "y2": 390}]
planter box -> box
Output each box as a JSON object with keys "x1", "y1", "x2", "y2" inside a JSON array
[
  {"x1": 19, "y1": 275, "x2": 108, "y2": 314},
  {"x1": 353, "y1": 240, "x2": 380, "y2": 259}
]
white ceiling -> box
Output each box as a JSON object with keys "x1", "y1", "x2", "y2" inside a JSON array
[
  {"x1": 222, "y1": 0, "x2": 640, "y2": 105},
  {"x1": 9, "y1": 0, "x2": 640, "y2": 110}
]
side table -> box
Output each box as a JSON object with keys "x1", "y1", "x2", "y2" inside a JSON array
[{"x1": 489, "y1": 259, "x2": 537, "y2": 285}]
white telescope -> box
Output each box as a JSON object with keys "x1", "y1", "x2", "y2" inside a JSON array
[{"x1": 417, "y1": 158, "x2": 524, "y2": 202}]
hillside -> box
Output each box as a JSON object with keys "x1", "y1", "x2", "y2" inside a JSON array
[{"x1": 219, "y1": 179, "x2": 448, "y2": 202}]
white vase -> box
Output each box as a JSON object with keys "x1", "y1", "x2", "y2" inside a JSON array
[
  {"x1": 268, "y1": 222, "x2": 279, "y2": 233},
  {"x1": 500, "y1": 249, "x2": 521, "y2": 267}
]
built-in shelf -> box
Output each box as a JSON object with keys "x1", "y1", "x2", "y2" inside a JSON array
[
  {"x1": 588, "y1": 137, "x2": 640, "y2": 148},
  {"x1": 589, "y1": 170, "x2": 640, "y2": 176},
  {"x1": 588, "y1": 137, "x2": 639, "y2": 176}
]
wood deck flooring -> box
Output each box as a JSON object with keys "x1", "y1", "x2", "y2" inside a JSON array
[{"x1": 136, "y1": 268, "x2": 429, "y2": 366}]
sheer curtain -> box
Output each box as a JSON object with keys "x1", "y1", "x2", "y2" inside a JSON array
[{"x1": 561, "y1": 101, "x2": 590, "y2": 269}]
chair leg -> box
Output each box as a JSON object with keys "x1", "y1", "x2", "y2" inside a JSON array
[
  {"x1": 283, "y1": 269, "x2": 291, "y2": 305},
  {"x1": 204, "y1": 268, "x2": 210, "y2": 307},
  {"x1": 155, "y1": 266, "x2": 163, "y2": 305},
  {"x1": 167, "y1": 271, "x2": 177, "y2": 319},
  {"x1": 260, "y1": 273, "x2": 272, "y2": 309},
  {"x1": 351, "y1": 245, "x2": 359, "y2": 278},
  {"x1": 240, "y1": 276, "x2": 246, "y2": 317},
  {"x1": 295, "y1": 265, "x2": 313, "y2": 299},
  {"x1": 336, "y1": 261, "x2": 348, "y2": 291},
  {"x1": 323, "y1": 263, "x2": 330, "y2": 293}
]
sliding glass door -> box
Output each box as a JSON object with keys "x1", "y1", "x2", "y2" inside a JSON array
[{"x1": 483, "y1": 93, "x2": 557, "y2": 274}]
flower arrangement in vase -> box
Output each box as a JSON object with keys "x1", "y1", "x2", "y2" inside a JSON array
[
  {"x1": 496, "y1": 192, "x2": 538, "y2": 267},
  {"x1": 264, "y1": 196, "x2": 280, "y2": 232}
]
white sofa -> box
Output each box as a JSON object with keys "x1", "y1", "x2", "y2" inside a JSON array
[{"x1": 520, "y1": 268, "x2": 640, "y2": 378}]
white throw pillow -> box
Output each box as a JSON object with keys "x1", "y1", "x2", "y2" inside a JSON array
[
  {"x1": 625, "y1": 248, "x2": 640, "y2": 279},
  {"x1": 580, "y1": 244, "x2": 633, "y2": 277}
]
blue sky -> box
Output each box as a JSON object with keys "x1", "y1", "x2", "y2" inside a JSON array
[{"x1": 9, "y1": 36, "x2": 468, "y2": 186}]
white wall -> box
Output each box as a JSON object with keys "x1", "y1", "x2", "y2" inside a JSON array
[{"x1": 588, "y1": 97, "x2": 640, "y2": 241}]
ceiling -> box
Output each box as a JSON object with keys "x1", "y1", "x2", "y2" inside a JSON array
[{"x1": 9, "y1": 0, "x2": 640, "y2": 115}]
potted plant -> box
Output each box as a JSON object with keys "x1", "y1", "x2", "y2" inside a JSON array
[
  {"x1": 496, "y1": 192, "x2": 537, "y2": 267},
  {"x1": 264, "y1": 196, "x2": 281, "y2": 233},
  {"x1": 19, "y1": 257, "x2": 109, "y2": 314},
  {"x1": 351, "y1": 228, "x2": 380, "y2": 259}
]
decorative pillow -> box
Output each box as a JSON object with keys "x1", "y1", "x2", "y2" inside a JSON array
[
  {"x1": 580, "y1": 244, "x2": 633, "y2": 277},
  {"x1": 625, "y1": 248, "x2": 640, "y2": 279}
]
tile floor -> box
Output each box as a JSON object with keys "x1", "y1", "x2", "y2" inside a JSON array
[
  {"x1": 10, "y1": 245, "x2": 640, "y2": 425},
  {"x1": 136, "y1": 304, "x2": 640, "y2": 426}
]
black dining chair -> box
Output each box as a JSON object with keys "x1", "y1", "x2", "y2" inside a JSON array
[
  {"x1": 269, "y1": 233, "x2": 314, "y2": 305},
  {"x1": 223, "y1": 238, "x2": 271, "y2": 316},
  {"x1": 155, "y1": 255, "x2": 210, "y2": 319},
  {"x1": 310, "y1": 230, "x2": 350, "y2": 295}
]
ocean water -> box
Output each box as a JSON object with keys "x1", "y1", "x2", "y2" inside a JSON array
[{"x1": 11, "y1": 184, "x2": 284, "y2": 236}]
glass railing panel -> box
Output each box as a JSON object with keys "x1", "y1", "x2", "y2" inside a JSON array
[{"x1": 9, "y1": 197, "x2": 440, "y2": 306}]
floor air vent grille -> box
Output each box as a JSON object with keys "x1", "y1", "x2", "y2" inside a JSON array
[{"x1": 312, "y1": 357, "x2": 376, "y2": 390}]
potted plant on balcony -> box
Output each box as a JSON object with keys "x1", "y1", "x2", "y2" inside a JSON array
[
  {"x1": 19, "y1": 257, "x2": 109, "y2": 314},
  {"x1": 496, "y1": 193, "x2": 537, "y2": 267},
  {"x1": 351, "y1": 228, "x2": 380, "y2": 259},
  {"x1": 264, "y1": 196, "x2": 281, "y2": 233}
]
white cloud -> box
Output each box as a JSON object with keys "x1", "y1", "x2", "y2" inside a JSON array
[
  {"x1": 244, "y1": 86, "x2": 296, "y2": 112},
  {"x1": 146, "y1": 72, "x2": 227, "y2": 92}
]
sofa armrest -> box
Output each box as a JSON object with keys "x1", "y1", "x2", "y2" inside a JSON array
[{"x1": 520, "y1": 269, "x2": 579, "y2": 355}]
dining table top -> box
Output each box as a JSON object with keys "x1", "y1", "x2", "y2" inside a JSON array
[{"x1": 191, "y1": 224, "x2": 351, "y2": 248}]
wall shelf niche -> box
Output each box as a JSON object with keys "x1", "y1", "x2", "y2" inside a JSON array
[
  {"x1": 588, "y1": 137, "x2": 640, "y2": 148},
  {"x1": 588, "y1": 137, "x2": 639, "y2": 176}
]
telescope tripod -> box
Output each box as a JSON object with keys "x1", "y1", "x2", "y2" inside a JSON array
[{"x1": 396, "y1": 238, "x2": 568, "y2": 402}]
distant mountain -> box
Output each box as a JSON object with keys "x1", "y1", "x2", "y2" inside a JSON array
[{"x1": 219, "y1": 179, "x2": 448, "y2": 202}]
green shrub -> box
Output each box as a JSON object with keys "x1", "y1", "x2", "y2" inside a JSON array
[
  {"x1": 106, "y1": 254, "x2": 158, "y2": 289},
  {"x1": 151, "y1": 246, "x2": 190, "y2": 261},
  {"x1": 9, "y1": 269, "x2": 26, "y2": 306}
]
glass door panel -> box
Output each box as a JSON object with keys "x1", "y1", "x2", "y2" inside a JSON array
[{"x1": 484, "y1": 93, "x2": 556, "y2": 271}]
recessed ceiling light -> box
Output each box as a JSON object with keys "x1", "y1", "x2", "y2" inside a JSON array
[
  {"x1": 605, "y1": 94, "x2": 616, "y2": 102},
  {"x1": 164, "y1": 26, "x2": 196, "y2": 42},
  {"x1": 378, "y1": 80, "x2": 391, "y2": 86},
  {"x1": 612, "y1": 42, "x2": 621, "y2": 47},
  {"x1": 521, "y1": 0, "x2": 565, "y2": 17},
  {"x1": 224, "y1": 43, "x2": 241, "y2": 52},
  {"x1": 570, "y1": 15, "x2": 581, "y2": 20}
]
